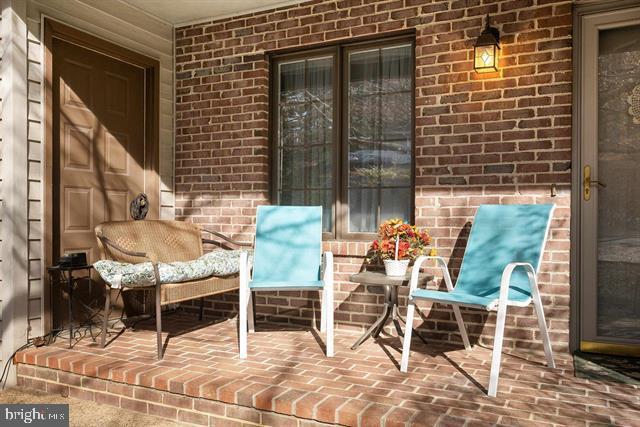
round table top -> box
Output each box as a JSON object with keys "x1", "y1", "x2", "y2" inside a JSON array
[{"x1": 349, "y1": 270, "x2": 432, "y2": 286}]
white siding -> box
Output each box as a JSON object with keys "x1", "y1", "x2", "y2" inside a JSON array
[
  {"x1": 0, "y1": 11, "x2": 4, "y2": 364},
  {"x1": 1, "y1": 0, "x2": 30, "y2": 384}
]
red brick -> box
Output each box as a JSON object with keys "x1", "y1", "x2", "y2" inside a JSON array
[
  {"x1": 147, "y1": 403, "x2": 178, "y2": 420},
  {"x1": 225, "y1": 405, "x2": 261, "y2": 424},
  {"x1": 134, "y1": 386, "x2": 163, "y2": 403},
  {"x1": 193, "y1": 398, "x2": 225, "y2": 415},
  {"x1": 94, "y1": 391, "x2": 120, "y2": 407},
  {"x1": 177, "y1": 409, "x2": 208, "y2": 426},
  {"x1": 121, "y1": 397, "x2": 148, "y2": 414},
  {"x1": 274, "y1": 389, "x2": 307, "y2": 415},
  {"x1": 337, "y1": 399, "x2": 371, "y2": 426},
  {"x1": 254, "y1": 385, "x2": 288, "y2": 410}
]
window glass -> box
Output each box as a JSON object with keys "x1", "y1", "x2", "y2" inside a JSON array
[
  {"x1": 347, "y1": 44, "x2": 412, "y2": 233},
  {"x1": 273, "y1": 39, "x2": 414, "y2": 238},
  {"x1": 276, "y1": 57, "x2": 334, "y2": 232}
]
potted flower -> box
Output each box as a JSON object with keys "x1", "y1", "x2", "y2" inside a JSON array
[{"x1": 368, "y1": 219, "x2": 434, "y2": 277}]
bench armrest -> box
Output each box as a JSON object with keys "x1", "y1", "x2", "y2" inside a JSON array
[
  {"x1": 96, "y1": 233, "x2": 158, "y2": 264},
  {"x1": 201, "y1": 228, "x2": 252, "y2": 248},
  {"x1": 97, "y1": 232, "x2": 162, "y2": 289}
]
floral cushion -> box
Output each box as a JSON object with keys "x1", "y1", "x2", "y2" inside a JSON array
[{"x1": 94, "y1": 249, "x2": 253, "y2": 289}]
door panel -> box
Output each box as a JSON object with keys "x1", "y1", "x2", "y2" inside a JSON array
[
  {"x1": 63, "y1": 124, "x2": 93, "y2": 171},
  {"x1": 580, "y1": 6, "x2": 640, "y2": 353},
  {"x1": 52, "y1": 37, "x2": 147, "y2": 328}
]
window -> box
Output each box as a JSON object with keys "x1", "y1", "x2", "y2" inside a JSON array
[{"x1": 272, "y1": 37, "x2": 414, "y2": 239}]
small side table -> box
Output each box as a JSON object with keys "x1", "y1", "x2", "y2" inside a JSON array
[
  {"x1": 350, "y1": 270, "x2": 432, "y2": 350},
  {"x1": 47, "y1": 264, "x2": 93, "y2": 349}
]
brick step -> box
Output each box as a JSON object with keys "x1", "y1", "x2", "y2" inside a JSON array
[
  {"x1": 16, "y1": 364, "x2": 330, "y2": 426},
  {"x1": 14, "y1": 315, "x2": 619, "y2": 427}
]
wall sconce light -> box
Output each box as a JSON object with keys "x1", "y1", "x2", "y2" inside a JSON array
[{"x1": 474, "y1": 14, "x2": 500, "y2": 73}]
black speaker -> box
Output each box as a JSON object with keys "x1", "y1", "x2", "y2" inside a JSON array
[{"x1": 58, "y1": 252, "x2": 88, "y2": 268}]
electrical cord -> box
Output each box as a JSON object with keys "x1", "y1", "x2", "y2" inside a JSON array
[
  {"x1": 0, "y1": 304, "x2": 183, "y2": 389},
  {"x1": 0, "y1": 339, "x2": 38, "y2": 390}
]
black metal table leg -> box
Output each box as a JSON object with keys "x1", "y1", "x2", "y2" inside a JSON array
[
  {"x1": 347, "y1": 271, "x2": 433, "y2": 352},
  {"x1": 68, "y1": 271, "x2": 73, "y2": 349},
  {"x1": 372, "y1": 285, "x2": 393, "y2": 338},
  {"x1": 390, "y1": 286, "x2": 405, "y2": 337},
  {"x1": 351, "y1": 285, "x2": 394, "y2": 349},
  {"x1": 47, "y1": 264, "x2": 94, "y2": 349},
  {"x1": 392, "y1": 297, "x2": 429, "y2": 345}
]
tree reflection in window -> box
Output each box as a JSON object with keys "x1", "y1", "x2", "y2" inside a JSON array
[
  {"x1": 277, "y1": 56, "x2": 333, "y2": 232},
  {"x1": 273, "y1": 39, "x2": 414, "y2": 237},
  {"x1": 348, "y1": 44, "x2": 412, "y2": 233}
]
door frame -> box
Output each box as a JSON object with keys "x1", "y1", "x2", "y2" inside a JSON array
[
  {"x1": 571, "y1": 0, "x2": 640, "y2": 355},
  {"x1": 42, "y1": 18, "x2": 160, "y2": 334}
]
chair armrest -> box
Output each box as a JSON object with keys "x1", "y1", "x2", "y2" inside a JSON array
[
  {"x1": 408, "y1": 255, "x2": 455, "y2": 294},
  {"x1": 493, "y1": 262, "x2": 538, "y2": 310},
  {"x1": 323, "y1": 251, "x2": 334, "y2": 284},
  {"x1": 239, "y1": 250, "x2": 251, "y2": 288},
  {"x1": 500, "y1": 262, "x2": 537, "y2": 292},
  {"x1": 96, "y1": 233, "x2": 158, "y2": 264},
  {"x1": 200, "y1": 228, "x2": 252, "y2": 248},
  {"x1": 502, "y1": 262, "x2": 535, "y2": 276}
]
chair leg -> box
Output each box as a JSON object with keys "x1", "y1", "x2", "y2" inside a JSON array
[
  {"x1": 239, "y1": 252, "x2": 249, "y2": 359},
  {"x1": 248, "y1": 291, "x2": 255, "y2": 333},
  {"x1": 155, "y1": 285, "x2": 163, "y2": 360},
  {"x1": 320, "y1": 289, "x2": 327, "y2": 333},
  {"x1": 199, "y1": 297, "x2": 205, "y2": 321},
  {"x1": 400, "y1": 300, "x2": 416, "y2": 372},
  {"x1": 326, "y1": 284, "x2": 334, "y2": 357},
  {"x1": 488, "y1": 298, "x2": 508, "y2": 397},
  {"x1": 532, "y1": 286, "x2": 555, "y2": 369},
  {"x1": 452, "y1": 304, "x2": 471, "y2": 350},
  {"x1": 239, "y1": 285, "x2": 248, "y2": 359},
  {"x1": 101, "y1": 285, "x2": 111, "y2": 348}
]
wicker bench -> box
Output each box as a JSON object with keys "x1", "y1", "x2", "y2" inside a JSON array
[{"x1": 95, "y1": 220, "x2": 251, "y2": 359}]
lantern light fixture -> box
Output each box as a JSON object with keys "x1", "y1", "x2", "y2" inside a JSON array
[{"x1": 474, "y1": 14, "x2": 500, "y2": 73}]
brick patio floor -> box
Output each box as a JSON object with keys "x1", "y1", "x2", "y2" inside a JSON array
[{"x1": 15, "y1": 313, "x2": 640, "y2": 426}]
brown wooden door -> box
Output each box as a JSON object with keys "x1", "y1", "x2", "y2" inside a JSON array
[{"x1": 52, "y1": 38, "x2": 147, "y2": 327}]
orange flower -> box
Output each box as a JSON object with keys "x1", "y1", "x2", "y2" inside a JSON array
[
  {"x1": 420, "y1": 231, "x2": 431, "y2": 245},
  {"x1": 368, "y1": 219, "x2": 434, "y2": 263}
]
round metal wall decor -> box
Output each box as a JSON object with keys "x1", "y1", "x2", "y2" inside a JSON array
[
  {"x1": 629, "y1": 84, "x2": 640, "y2": 124},
  {"x1": 130, "y1": 193, "x2": 149, "y2": 220}
]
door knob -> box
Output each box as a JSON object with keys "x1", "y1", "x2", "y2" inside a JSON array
[{"x1": 583, "y1": 165, "x2": 605, "y2": 201}]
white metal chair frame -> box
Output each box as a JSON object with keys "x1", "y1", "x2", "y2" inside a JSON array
[
  {"x1": 400, "y1": 255, "x2": 555, "y2": 397},
  {"x1": 238, "y1": 251, "x2": 334, "y2": 359}
]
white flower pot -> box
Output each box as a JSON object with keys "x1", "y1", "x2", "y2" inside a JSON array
[{"x1": 384, "y1": 259, "x2": 410, "y2": 277}]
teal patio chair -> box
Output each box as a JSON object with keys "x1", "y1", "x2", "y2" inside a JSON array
[
  {"x1": 239, "y1": 206, "x2": 334, "y2": 359},
  {"x1": 400, "y1": 204, "x2": 556, "y2": 397}
]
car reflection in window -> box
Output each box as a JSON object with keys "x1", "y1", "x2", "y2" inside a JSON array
[{"x1": 348, "y1": 149, "x2": 411, "y2": 167}]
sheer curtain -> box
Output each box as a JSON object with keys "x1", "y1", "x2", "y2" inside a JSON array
[
  {"x1": 348, "y1": 44, "x2": 412, "y2": 233},
  {"x1": 277, "y1": 56, "x2": 334, "y2": 232}
]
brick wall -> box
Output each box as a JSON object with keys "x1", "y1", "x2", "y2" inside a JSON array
[{"x1": 174, "y1": 0, "x2": 573, "y2": 353}]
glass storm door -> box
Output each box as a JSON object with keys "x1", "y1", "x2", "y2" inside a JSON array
[{"x1": 580, "y1": 6, "x2": 640, "y2": 355}]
